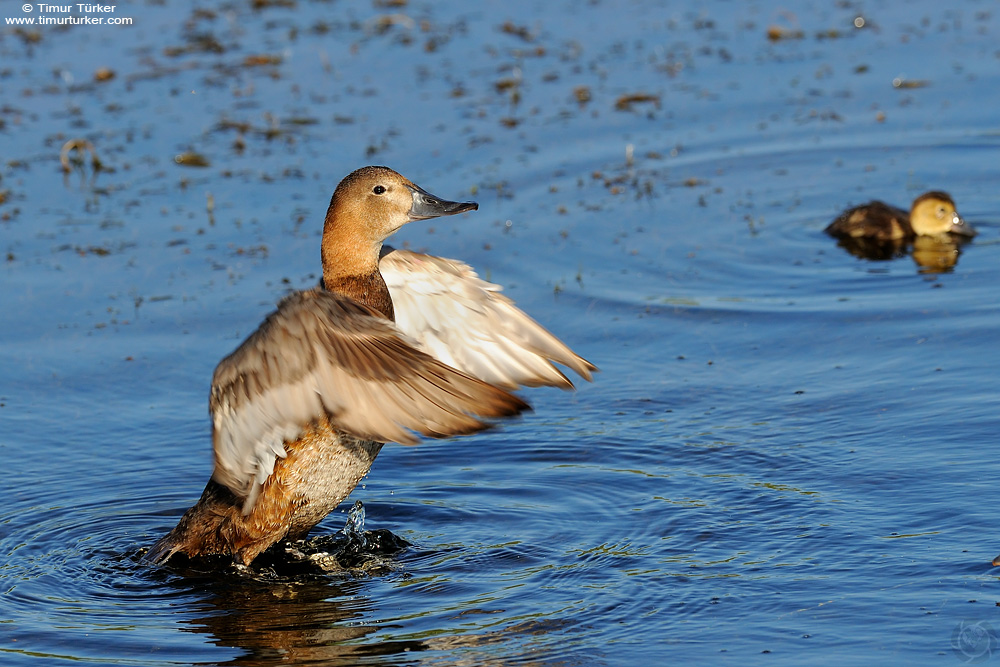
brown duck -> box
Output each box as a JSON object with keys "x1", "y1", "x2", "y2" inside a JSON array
[
  {"x1": 145, "y1": 166, "x2": 595, "y2": 566},
  {"x1": 825, "y1": 191, "x2": 975, "y2": 242}
]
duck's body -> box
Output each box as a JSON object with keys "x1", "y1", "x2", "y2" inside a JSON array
[
  {"x1": 824, "y1": 191, "x2": 974, "y2": 242},
  {"x1": 145, "y1": 166, "x2": 595, "y2": 566},
  {"x1": 147, "y1": 422, "x2": 383, "y2": 565}
]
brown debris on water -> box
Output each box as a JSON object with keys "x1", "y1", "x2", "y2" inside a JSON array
[
  {"x1": 164, "y1": 34, "x2": 226, "y2": 57},
  {"x1": 13, "y1": 29, "x2": 41, "y2": 46},
  {"x1": 767, "y1": 25, "x2": 804, "y2": 41},
  {"x1": 232, "y1": 244, "x2": 269, "y2": 258},
  {"x1": 495, "y1": 78, "x2": 520, "y2": 93},
  {"x1": 174, "y1": 152, "x2": 210, "y2": 168},
  {"x1": 815, "y1": 29, "x2": 846, "y2": 40},
  {"x1": 615, "y1": 93, "x2": 660, "y2": 112},
  {"x1": 370, "y1": 13, "x2": 416, "y2": 35},
  {"x1": 892, "y1": 77, "x2": 930, "y2": 89},
  {"x1": 75, "y1": 245, "x2": 113, "y2": 257},
  {"x1": 94, "y1": 68, "x2": 115, "y2": 83},
  {"x1": 243, "y1": 54, "x2": 283, "y2": 67},
  {"x1": 500, "y1": 21, "x2": 534, "y2": 42},
  {"x1": 60, "y1": 139, "x2": 103, "y2": 174},
  {"x1": 251, "y1": 0, "x2": 296, "y2": 8}
]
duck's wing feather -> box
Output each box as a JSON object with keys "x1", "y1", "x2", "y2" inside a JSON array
[
  {"x1": 209, "y1": 288, "x2": 529, "y2": 507},
  {"x1": 379, "y1": 247, "x2": 596, "y2": 391}
]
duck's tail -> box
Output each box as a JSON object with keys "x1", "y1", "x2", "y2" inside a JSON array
[
  {"x1": 142, "y1": 479, "x2": 241, "y2": 565},
  {"x1": 142, "y1": 479, "x2": 294, "y2": 566},
  {"x1": 142, "y1": 530, "x2": 185, "y2": 565}
]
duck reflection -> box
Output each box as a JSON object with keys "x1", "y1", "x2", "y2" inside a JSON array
[
  {"x1": 158, "y1": 553, "x2": 567, "y2": 666},
  {"x1": 176, "y1": 567, "x2": 402, "y2": 665},
  {"x1": 831, "y1": 234, "x2": 973, "y2": 274},
  {"x1": 910, "y1": 235, "x2": 970, "y2": 274}
]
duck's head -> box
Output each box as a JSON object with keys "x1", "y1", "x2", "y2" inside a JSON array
[
  {"x1": 324, "y1": 166, "x2": 478, "y2": 250},
  {"x1": 909, "y1": 191, "x2": 975, "y2": 238}
]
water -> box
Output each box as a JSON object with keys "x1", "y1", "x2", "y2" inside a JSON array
[{"x1": 2, "y1": 0, "x2": 999, "y2": 664}]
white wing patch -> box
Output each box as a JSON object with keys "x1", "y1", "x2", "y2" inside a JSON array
[{"x1": 380, "y1": 248, "x2": 596, "y2": 390}]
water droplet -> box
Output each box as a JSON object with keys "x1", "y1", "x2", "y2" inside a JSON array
[{"x1": 341, "y1": 500, "x2": 367, "y2": 548}]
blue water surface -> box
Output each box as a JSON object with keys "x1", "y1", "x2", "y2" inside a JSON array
[{"x1": 2, "y1": 0, "x2": 999, "y2": 664}]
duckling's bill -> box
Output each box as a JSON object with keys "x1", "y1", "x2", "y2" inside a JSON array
[{"x1": 946, "y1": 211, "x2": 976, "y2": 237}]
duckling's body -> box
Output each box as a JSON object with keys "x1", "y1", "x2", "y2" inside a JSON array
[
  {"x1": 146, "y1": 166, "x2": 595, "y2": 566},
  {"x1": 825, "y1": 191, "x2": 974, "y2": 242}
]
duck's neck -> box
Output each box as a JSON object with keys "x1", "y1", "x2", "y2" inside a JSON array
[
  {"x1": 324, "y1": 269, "x2": 395, "y2": 321},
  {"x1": 321, "y1": 229, "x2": 394, "y2": 321}
]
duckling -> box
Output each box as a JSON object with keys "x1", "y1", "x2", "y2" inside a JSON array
[
  {"x1": 145, "y1": 166, "x2": 596, "y2": 566},
  {"x1": 825, "y1": 191, "x2": 975, "y2": 242}
]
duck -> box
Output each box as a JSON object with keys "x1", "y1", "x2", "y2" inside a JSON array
[
  {"x1": 144, "y1": 166, "x2": 596, "y2": 566},
  {"x1": 824, "y1": 191, "x2": 975, "y2": 242}
]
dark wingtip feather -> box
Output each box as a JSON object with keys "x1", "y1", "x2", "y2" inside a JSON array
[{"x1": 484, "y1": 385, "x2": 531, "y2": 417}]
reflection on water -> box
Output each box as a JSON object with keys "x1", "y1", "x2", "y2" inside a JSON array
[
  {"x1": 164, "y1": 566, "x2": 547, "y2": 666},
  {"x1": 830, "y1": 234, "x2": 973, "y2": 273},
  {"x1": 178, "y1": 569, "x2": 580, "y2": 667},
  {"x1": 146, "y1": 527, "x2": 589, "y2": 666},
  {"x1": 910, "y1": 235, "x2": 973, "y2": 274},
  {"x1": 163, "y1": 569, "x2": 385, "y2": 666}
]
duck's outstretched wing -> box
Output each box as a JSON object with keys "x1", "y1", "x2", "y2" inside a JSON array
[
  {"x1": 209, "y1": 288, "x2": 529, "y2": 507},
  {"x1": 379, "y1": 247, "x2": 596, "y2": 391}
]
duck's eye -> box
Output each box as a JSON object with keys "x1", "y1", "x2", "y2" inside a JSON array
[
  {"x1": 373, "y1": 185, "x2": 386, "y2": 195},
  {"x1": 937, "y1": 206, "x2": 946, "y2": 218}
]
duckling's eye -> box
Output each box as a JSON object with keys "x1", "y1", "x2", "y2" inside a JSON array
[
  {"x1": 937, "y1": 206, "x2": 947, "y2": 218},
  {"x1": 372, "y1": 185, "x2": 386, "y2": 195}
]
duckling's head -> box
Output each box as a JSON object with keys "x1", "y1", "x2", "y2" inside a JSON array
[
  {"x1": 909, "y1": 191, "x2": 975, "y2": 237},
  {"x1": 325, "y1": 166, "x2": 478, "y2": 248}
]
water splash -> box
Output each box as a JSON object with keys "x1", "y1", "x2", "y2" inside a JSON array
[{"x1": 341, "y1": 500, "x2": 367, "y2": 549}]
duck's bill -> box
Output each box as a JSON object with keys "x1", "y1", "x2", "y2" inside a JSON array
[
  {"x1": 407, "y1": 184, "x2": 478, "y2": 220},
  {"x1": 949, "y1": 213, "x2": 977, "y2": 237}
]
